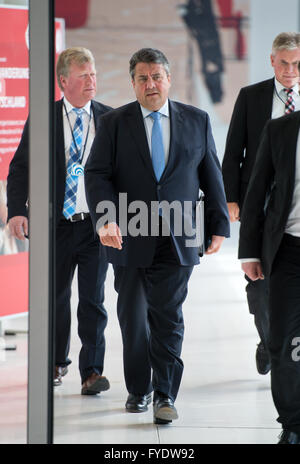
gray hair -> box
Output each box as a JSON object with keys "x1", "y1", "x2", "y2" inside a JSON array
[
  {"x1": 272, "y1": 32, "x2": 300, "y2": 55},
  {"x1": 129, "y1": 48, "x2": 170, "y2": 79},
  {"x1": 56, "y1": 47, "x2": 95, "y2": 90}
]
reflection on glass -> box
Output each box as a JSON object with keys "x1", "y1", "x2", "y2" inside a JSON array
[
  {"x1": 52, "y1": 0, "x2": 250, "y2": 445},
  {"x1": 0, "y1": 0, "x2": 29, "y2": 445}
]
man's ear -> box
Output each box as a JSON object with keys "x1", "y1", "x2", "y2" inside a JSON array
[{"x1": 60, "y1": 75, "x2": 66, "y2": 90}]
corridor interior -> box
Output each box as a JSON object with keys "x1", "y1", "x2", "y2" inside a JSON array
[{"x1": 0, "y1": 222, "x2": 280, "y2": 444}]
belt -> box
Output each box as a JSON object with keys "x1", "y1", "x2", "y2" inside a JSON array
[
  {"x1": 63, "y1": 212, "x2": 90, "y2": 223},
  {"x1": 283, "y1": 233, "x2": 300, "y2": 247}
]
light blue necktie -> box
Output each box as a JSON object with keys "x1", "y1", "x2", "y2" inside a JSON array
[
  {"x1": 63, "y1": 108, "x2": 84, "y2": 219},
  {"x1": 150, "y1": 111, "x2": 165, "y2": 181}
]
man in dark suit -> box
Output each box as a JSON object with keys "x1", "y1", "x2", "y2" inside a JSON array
[
  {"x1": 239, "y1": 108, "x2": 300, "y2": 444},
  {"x1": 222, "y1": 32, "x2": 300, "y2": 375},
  {"x1": 7, "y1": 47, "x2": 111, "y2": 395},
  {"x1": 85, "y1": 48, "x2": 230, "y2": 423}
]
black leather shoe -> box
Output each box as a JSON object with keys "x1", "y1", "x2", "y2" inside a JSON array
[
  {"x1": 256, "y1": 342, "x2": 271, "y2": 375},
  {"x1": 53, "y1": 366, "x2": 68, "y2": 387},
  {"x1": 278, "y1": 430, "x2": 300, "y2": 444},
  {"x1": 125, "y1": 393, "x2": 152, "y2": 413},
  {"x1": 153, "y1": 395, "x2": 178, "y2": 424}
]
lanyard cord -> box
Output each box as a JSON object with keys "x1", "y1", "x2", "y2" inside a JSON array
[
  {"x1": 274, "y1": 83, "x2": 299, "y2": 106},
  {"x1": 63, "y1": 102, "x2": 92, "y2": 164},
  {"x1": 274, "y1": 85, "x2": 288, "y2": 105}
]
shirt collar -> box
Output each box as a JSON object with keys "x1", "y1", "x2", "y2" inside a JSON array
[
  {"x1": 140, "y1": 99, "x2": 169, "y2": 119},
  {"x1": 63, "y1": 96, "x2": 92, "y2": 115},
  {"x1": 275, "y1": 77, "x2": 299, "y2": 96}
]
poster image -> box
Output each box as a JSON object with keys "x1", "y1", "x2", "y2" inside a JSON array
[{"x1": 0, "y1": 6, "x2": 64, "y2": 318}]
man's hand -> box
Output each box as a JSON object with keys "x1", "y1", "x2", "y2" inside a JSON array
[
  {"x1": 98, "y1": 222, "x2": 123, "y2": 250},
  {"x1": 227, "y1": 202, "x2": 240, "y2": 222},
  {"x1": 8, "y1": 216, "x2": 28, "y2": 240},
  {"x1": 205, "y1": 235, "x2": 225, "y2": 255},
  {"x1": 242, "y1": 261, "x2": 264, "y2": 281}
]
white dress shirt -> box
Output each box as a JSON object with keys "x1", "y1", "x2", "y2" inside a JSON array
[
  {"x1": 272, "y1": 78, "x2": 300, "y2": 118},
  {"x1": 63, "y1": 97, "x2": 95, "y2": 214},
  {"x1": 140, "y1": 99, "x2": 170, "y2": 166}
]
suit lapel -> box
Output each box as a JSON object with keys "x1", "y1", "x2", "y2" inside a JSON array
[
  {"x1": 125, "y1": 100, "x2": 183, "y2": 181},
  {"x1": 258, "y1": 78, "x2": 274, "y2": 123},
  {"x1": 161, "y1": 100, "x2": 183, "y2": 181},
  {"x1": 91, "y1": 101, "x2": 101, "y2": 130},
  {"x1": 125, "y1": 101, "x2": 156, "y2": 180},
  {"x1": 285, "y1": 112, "x2": 300, "y2": 187},
  {"x1": 55, "y1": 99, "x2": 66, "y2": 175}
]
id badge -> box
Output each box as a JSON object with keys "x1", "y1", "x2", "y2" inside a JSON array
[{"x1": 70, "y1": 162, "x2": 84, "y2": 177}]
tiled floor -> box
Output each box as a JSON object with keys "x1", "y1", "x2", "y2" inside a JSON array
[{"x1": 0, "y1": 222, "x2": 281, "y2": 445}]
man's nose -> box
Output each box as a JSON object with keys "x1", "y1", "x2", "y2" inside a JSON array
[
  {"x1": 146, "y1": 77, "x2": 155, "y2": 89},
  {"x1": 86, "y1": 74, "x2": 94, "y2": 83},
  {"x1": 286, "y1": 64, "x2": 295, "y2": 73}
]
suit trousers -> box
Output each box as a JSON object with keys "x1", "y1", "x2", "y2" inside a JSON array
[
  {"x1": 245, "y1": 275, "x2": 270, "y2": 350},
  {"x1": 55, "y1": 216, "x2": 108, "y2": 383},
  {"x1": 269, "y1": 235, "x2": 300, "y2": 433},
  {"x1": 114, "y1": 234, "x2": 193, "y2": 402}
]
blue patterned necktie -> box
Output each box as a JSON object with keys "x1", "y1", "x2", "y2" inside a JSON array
[
  {"x1": 63, "y1": 108, "x2": 84, "y2": 219},
  {"x1": 150, "y1": 111, "x2": 165, "y2": 181}
]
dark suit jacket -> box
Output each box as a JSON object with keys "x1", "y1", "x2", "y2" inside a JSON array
[
  {"x1": 222, "y1": 78, "x2": 274, "y2": 210},
  {"x1": 238, "y1": 111, "x2": 300, "y2": 276},
  {"x1": 85, "y1": 100, "x2": 230, "y2": 267},
  {"x1": 7, "y1": 98, "x2": 112, "y2": 223}
]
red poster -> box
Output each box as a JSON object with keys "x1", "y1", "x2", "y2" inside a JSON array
[{"x1": 0, "y1": 6, "x2": 65, "y2": 318}]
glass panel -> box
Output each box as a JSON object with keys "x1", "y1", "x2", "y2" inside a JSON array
[
  {"x1": 52, "y1": 0, "x2": 249, "y2": 445},
  {"x1": 0, "y1": 0, "x2": 29, "y2": 445}
]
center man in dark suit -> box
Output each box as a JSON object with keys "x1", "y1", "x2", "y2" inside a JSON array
[
  {"x1": 7, "y1": 47, "x2": 111, "y2": 395},
  {"x1": 222, "y1": 32, "x2": 300, "y2": 375},
  {"x1": 85, "y1": 48, "x2": 230, "y2": 424}
]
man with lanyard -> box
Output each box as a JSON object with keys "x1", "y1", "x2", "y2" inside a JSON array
[
  {"x1": 7, "y1": 47, "x2": 112, "y2": 394},
  {"x1": 222, "y1": 32, "x2": 300, "y2": 376}
]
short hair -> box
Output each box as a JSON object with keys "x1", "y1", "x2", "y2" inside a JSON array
[
  {"x1": 56, "y1": 47, "x2": 95, "y2": 90},
  {"x1": 129, "y1": 48, "x2": 170, "y2": 79},
  {"x1": 272, "y1": 32, "x2": 300, "y2": 55}
]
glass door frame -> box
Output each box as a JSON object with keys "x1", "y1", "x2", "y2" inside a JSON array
[{"x1": 27, "y1": 0, "x2": 55, "y2": 444}]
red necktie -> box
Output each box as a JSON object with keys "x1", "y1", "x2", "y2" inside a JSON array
[{"x1": 284, "y1": 88, "x2": 295, "y2": 114}]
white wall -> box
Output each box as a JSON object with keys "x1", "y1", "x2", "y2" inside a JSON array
[{"x1": 249, "y1": 0, "x2": 300, "y2": 84}]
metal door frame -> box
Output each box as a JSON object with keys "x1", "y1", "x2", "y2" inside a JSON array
[{"x1": 27, "y1": 0, "x2": 55, "y2": 444}]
